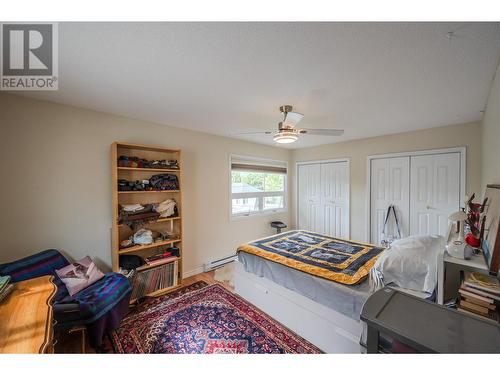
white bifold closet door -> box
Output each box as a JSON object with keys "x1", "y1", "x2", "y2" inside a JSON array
[
  {"x1": 370, "y1": 157, "x2": 410, "y2": 246},
  {"x1": 410, "y1": 153, "x2": 461, "y2": 237},
  {"x1": 298, "y1": 163, "x2": 322, "y2": 233},
  {"x1": 370, "y1": 151, "x2": 462, "y2": 243},
  {"x1": 298, "y1": 162, "x2": 349, "y2": 238}
]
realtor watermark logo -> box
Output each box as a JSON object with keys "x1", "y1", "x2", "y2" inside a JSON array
[{"x1": 1, "y1": 22, "x2": 58, "y2": 90}]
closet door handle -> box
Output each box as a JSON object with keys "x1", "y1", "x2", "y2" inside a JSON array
[{"x1": 426, "y1": 205, "x2": 435, "y2": 210}]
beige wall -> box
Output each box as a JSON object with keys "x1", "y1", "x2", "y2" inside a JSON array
[
  {"x1": 481, "y1": 61, "x2": 500, "y2": 189},
  {"x1": 0, "y1": 93, "x2": 291, "y2": 274},
  {"x1": 0, "y1": 92, "x2": 486, "y2": 273},
  {"x1": 290, "y1": 122, "x2": 482, "y2": 242}
]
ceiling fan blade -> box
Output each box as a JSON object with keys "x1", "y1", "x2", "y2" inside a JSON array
[
  {"x1": 284, "y1": 111, "x2": 304, "y2": 125},
  {"x1": 298, "y1": 128, "x2": 344, "y2": 136},
  {"x1": 230, "y1": 131, "x2": 273, "y2": 136}
]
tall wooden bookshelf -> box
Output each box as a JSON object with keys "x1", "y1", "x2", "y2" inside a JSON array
[{"x1": 111, "y1": 142, "x2": 183, "y2": 301}]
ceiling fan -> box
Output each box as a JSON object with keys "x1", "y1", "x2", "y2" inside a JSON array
[{"x1": 232, "y1": 105, "x2": 344, "y2": 144}]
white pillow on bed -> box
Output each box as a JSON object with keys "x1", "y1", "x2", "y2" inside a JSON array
[{"x1": 369, "y1": 235, "x2": 445, "y2": 294}]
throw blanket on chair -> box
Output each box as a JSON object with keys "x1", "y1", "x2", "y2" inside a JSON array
[
  {"x1": 0, "y1": 249, "x2": 132, "y2": 348},
  {"x1": 0, "y1": 249, "x2": 131, "y2": 323},
  {"x1": 237, "y1": 230, "x2": 384, "y2": 285},
  {"x1": 54, "y1": 273, "x2": 131, "y2": 324},
  {"x1": 0, "y1": 249, "x2": 69, "y2": 283}
]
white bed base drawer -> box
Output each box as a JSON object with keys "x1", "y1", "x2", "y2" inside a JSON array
[{"x1": 234, "y1": 261, "x2": 365, "y2": 353}]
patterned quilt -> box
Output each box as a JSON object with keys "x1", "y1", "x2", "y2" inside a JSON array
[{"x1": 237, "y1": 230, "x2": 384, "y2": 285}]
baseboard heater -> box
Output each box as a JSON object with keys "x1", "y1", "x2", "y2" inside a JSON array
[{"x1": 204, "y1": 254, "x2": 237, "y2": 272}]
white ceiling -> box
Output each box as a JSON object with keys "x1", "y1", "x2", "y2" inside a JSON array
[{"x1": 18, "y1": 22, "x2": 500, "y2": 149}]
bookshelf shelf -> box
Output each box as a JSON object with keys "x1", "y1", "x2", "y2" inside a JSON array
[
  {"x1": 437, "y1": 251, "x2": 490, "y2": 305},
  {"x1": 129, "y1": 284, "x2": 179, "y2": 305},
  {"x1": 112, "y1": 142, "x2": 183, "y2": 301},
  {"x1": 118, "y1": 239, "x2": 181, "y2": 255},
  {"x1": 118, "y1": 167, "x2": 181, "y2": 173},
  {"x1": 118, "y1": 216, "x2": 180, "y2": 227},
  {"x1": 136, "y1": 257, "x2": 179, "y2": 272},
  {"x1": 146, "y1": 284, "x2": 179, "y2": 297},
  {"x1": 118, "y1": 190, "x2": 180, "y2": 194}
]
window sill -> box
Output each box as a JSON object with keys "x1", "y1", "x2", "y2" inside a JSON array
[{"x1": 230, "y1": 208, "x2": 287, "y2": 221}]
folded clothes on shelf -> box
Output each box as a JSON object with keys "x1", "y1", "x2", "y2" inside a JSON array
[
  {"x1": 133, "y1": 229, "x2": 154, "y2": 245},
  {"x1": 117, "y1": 174, "x2": 179, "y2": 191},
  {"x1": 118, "y1": 179, "x2": 151, "y2": 191},
  {"x1": 119, "y1": 201, "x2": 178, "y2": 230},
  {"x1": 120, "y1": 239, "x2": 134, "y2": 249},
  {"x1": 121, "y1": 203, "x2": 144, "y2": 213},
  {"x1": 119, "y1": 228, "x2": 180, "y2": 249},
  {"x1": 154, "y1": 159, "x2": 179, "y2": 169},
  {"x1": 118, "y1": 156, "x2": 179, "y2": 169},
  {"x1": 149, "y1": 174, "x2": 179, "y2": 190},
  {"x1": 152, "y1": 229, "x2": 179, "y2": 242},
  {"x1": 119, "y1": 204, "x2": 160, "y2": 229},
  {"x1": 155, "y1": 198, "x2": 177, "y2": 218}
]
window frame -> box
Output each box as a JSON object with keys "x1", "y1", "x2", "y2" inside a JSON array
[{"x1": 229, "y1": 154, "x2": 288, "y2": 219}]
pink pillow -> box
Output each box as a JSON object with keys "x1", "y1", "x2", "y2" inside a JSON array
[{"x1": 56, "y1": 256, "x2": 105, "y2": 296}]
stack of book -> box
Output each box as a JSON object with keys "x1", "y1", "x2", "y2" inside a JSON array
[
  {"x1": 130, "y1": 260, "x2": 178, "y2": 301},
  {"x1": 0, "y1": 275, "x2": 14, "y2": 303},
  {"x1": 457, "y1": 271, "x2": 500, "y2": 323}
]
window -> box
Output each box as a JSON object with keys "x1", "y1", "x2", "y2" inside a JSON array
[{"x1": 230, "y1": 156, "x2": 287, "y2": 217}]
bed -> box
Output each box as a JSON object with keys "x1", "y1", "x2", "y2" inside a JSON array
[{"x1": 234, "y1": 230, "x2": 385, "y2": 353}]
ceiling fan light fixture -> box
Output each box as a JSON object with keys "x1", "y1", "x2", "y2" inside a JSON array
[
  {"x1": 231, "y1": 104, "x2": 344, "y2": 143},
  {"x1": 273, "y1": 131, "x2": 298, "y2": 144}
]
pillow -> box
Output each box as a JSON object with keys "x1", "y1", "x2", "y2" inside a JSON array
[
  {"x1": 55, "y1": 256, "x2": 105, "y2": 296},
  {"x1": 370, "y1": 235, "x2": 445, "y2": 294}
]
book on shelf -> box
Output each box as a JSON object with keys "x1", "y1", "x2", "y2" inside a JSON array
[
  {"x1": 136, "y1": 255, "x2": 178, "y2": 272},
  {"x1": 457, "y1": 306, "x2": 499, "y2": 323},
  {"x1": 458, "y1": 288, "x2": 497, "y2": 305},
  {"x1": 457, "y1": 271, "x2": 500, "y2": 323},
  {"x1": 463, "y1": 271, "x2": 500, "y2": 295},
  {"x1": 146, "y1": 256, "x2": 177, "y2": 267},
  {"x1": 459, "y1": 299, "x2": 494, "y2": 315},
  {"x1": 144, "y1": 252, "x2": 172, "y2": 264},
  {"x1": 460, "y1": 284, "x2": 500, "y2": 301},
  {"x1": 130, "y1": 260, "x2": 178, "y2": 301},
  {"x1": 463, "y1": 296, "x2": 496, "y2": 310}
]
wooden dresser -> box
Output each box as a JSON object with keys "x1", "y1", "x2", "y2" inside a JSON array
[{"x1": 0, "y1": 275, "x2": 56, "y2": 353}]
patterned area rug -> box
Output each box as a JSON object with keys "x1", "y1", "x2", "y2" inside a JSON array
[{"x1": 106, "y1": 281, "x2": 321, "y2": 354}]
